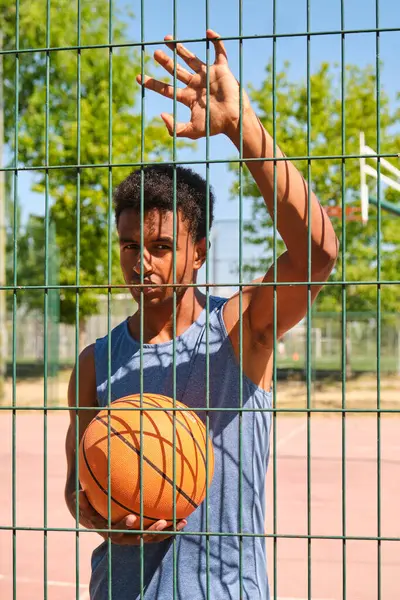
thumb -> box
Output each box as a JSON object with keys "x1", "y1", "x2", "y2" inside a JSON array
[
  {"x1": 160, "y1": 112, "x2": 174, "y2": 135},
  {"x1": 77, "y1": 489, "x2": 90, "y2": 508},
  {"x1": 77, "y1": 490, "x2": 98, "y2": 517},
  {"x1": 161, "y1": 113, "x2": 197, "y2": 139}
]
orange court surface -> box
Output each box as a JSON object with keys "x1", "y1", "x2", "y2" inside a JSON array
[{"x1": 1, "y1": 410, "x2": 400, "y2": 600}]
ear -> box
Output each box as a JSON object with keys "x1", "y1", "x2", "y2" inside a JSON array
[{"x1": 193, "y1": 238, "x2": 207, "y2": 270}]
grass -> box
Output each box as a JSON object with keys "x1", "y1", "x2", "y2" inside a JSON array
[{"x1": 277, "y1": 356, "x2": 399, "y2": 373}]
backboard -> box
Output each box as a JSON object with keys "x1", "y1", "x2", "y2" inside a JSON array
[{"x1": 359, "y1": 132, "x2": 400, "y2": 223}]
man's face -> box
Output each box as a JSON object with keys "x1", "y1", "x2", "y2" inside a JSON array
[{"x1": 118, "y1": 208, "x2": 206, "y2": 306}]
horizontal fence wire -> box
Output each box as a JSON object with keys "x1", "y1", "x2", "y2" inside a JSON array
[
  {"x1": 1, "y1": 281, "x2": 399, "y2": 291},
  {"x1": 1, "y1": 524, "x2": 400, "y2": 543},
  {"x1": 1, "y1": 405, "x2": 400, "y2": 414},
  {"x1": 2, "y1": 27, "x2": 400, "y2": 55},
  {"x1": 1, "y1": 151, "x2": 400, "y2": 172}
]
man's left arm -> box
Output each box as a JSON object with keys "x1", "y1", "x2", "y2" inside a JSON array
[
  {"x1": 226, "y1": 107, "x2": 339, "y2": 340},
  {"x1": 136, "y1": 28, "x2": 338, "y2": 340}
]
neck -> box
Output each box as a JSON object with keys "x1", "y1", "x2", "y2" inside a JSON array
[{"x1": 128, "y1": 287, "x2": 206, "y2": 344}]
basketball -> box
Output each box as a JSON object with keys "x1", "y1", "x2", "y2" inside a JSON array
[{"x1": 79, "y1": 394, "x2": 214, "y2": 527}]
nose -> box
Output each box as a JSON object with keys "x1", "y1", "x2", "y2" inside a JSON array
[{"x1": 132, "y1": 250, "x2": 153, "y2": 277}]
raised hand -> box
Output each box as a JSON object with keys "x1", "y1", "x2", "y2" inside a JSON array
[{"x1": 137, "y1": 29, "x2": 250, "y2": 140}]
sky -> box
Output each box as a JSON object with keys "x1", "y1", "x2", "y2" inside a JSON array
[{"x1": 12, "y1": 0, "x2": 400, "y2": 286}]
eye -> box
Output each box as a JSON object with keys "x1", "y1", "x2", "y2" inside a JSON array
[
  {"x1": 122, "y1": 243, "x2": 139, "y2": 251},
  {"x1": 153, "y1": 244, "x2": 171, "y2": 252}
]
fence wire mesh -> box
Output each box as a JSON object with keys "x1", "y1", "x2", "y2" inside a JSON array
[{"x1": 0, "y1": 1, "x2": 399, "y2": 600}]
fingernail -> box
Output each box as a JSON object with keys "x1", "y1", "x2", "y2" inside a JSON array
[{"x1": 126, "y1": 515, "x2": 136, "y2": 527}]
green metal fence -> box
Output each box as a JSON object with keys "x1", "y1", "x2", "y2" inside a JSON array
[{"x1": 1, "y1": 1, "x2": 400, "y2": 599}]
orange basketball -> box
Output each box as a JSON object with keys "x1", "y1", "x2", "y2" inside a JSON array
[{"x1": 79, "y1": 394, "x2": 214, "y2": 527}]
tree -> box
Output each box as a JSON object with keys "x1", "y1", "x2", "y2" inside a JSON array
[
  {"x1": 6, "y1": 211, "x2": 50, "y2": 313},
  {"x1": 2, "y1": 0, "x2": 189, "y2": 347},
  {"x1": 235, "y1": 61, "x2": 400, "y2": 319}
]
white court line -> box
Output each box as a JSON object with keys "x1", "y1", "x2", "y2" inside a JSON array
[
  {"x1": 274, "y1": 421, "x2": 307, "y2": 452},
  {"x1": 0, "y1": 573, "x2": 88, "y2": 589}
]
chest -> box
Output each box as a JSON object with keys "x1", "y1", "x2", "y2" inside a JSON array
[{"x1": 106, "y1": 335, "x2": 236, "y2": 409}]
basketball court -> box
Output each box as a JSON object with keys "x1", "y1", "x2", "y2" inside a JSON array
[{"x1": 1, "y1": 410, "x2": 399, "y2": 600}]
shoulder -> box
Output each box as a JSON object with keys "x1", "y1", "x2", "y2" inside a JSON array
[
  {"x1": 79, "y1": 343, "x2": 95, "y2": 364},
  {"x1": 95, "y1": 319, "x2": 129, "y2": 354}
]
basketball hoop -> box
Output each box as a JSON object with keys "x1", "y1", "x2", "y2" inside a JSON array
[{"x1": 360, "y1": 132, "x2": 400, "y2": 223}]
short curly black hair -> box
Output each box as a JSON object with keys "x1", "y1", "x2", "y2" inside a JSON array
[{"x1": 114, "y1": 165, "x2": 215, "y2": 241}]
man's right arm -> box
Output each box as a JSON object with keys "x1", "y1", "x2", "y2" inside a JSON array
[
  {"x1": 64, "y1": 343, "x2": 188, "y2": 544},
  {"x1": 64, "y1": 344, "x2": 103, "y2": 525}
]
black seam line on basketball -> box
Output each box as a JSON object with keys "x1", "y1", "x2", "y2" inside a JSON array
[
  {"x1": 115, "y1": 398, "x2": 207, "y2": 479},
  {"x1": 118, "y1": 398, "x2": 207, "y2": 469},
  {"x1": 117, "y1": 399, "x2": 207, "y2": 486},
  {"x1": 96, "y1": 416, "x2": 199, "y2": 510},
  {"x1": 81, "y1": 436, "x2": 166, "y2": 524}
]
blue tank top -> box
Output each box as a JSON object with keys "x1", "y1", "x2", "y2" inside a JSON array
[{"x1": 91, "y1": 296, "x2": 272, "y2": 599}]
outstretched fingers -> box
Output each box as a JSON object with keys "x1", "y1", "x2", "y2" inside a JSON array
[
  {"x1": 162, "y1": 30, "x2": 227, "y2": 69},
  {"x1": 164, "y1": 35, "x2": 205, "y2": 73},
  {"x1": 136, "y1": 74, "x2": 187, "y2": 104},
  {"x1": 206, "y1": 29, "x2": 228, "y2": 65},
  {"x1": 153, "y1": 50, "x2": 192, "y2": 85}
]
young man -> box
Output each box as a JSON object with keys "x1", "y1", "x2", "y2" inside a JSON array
[{"x1": 65, "y1": 30, "x2": 338, "y2": 599}]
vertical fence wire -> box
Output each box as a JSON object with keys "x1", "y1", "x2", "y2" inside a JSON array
[
  {"x1": 139, "y1": 0, "x2": 146, "y2": 595},
  {"x1": 43, "y1": 1, "x2": 51, "y2": 597},
  {"x1": 74, "y1": 0, "x2": 82, "y2": 597},
  {"x1": 106, "y1": 1, "x2": 114, "y2": 597},
  {"x1": 340, "y1": 2, "x2": 347, "y2": 599},
  {"x1": 305, "y1": 1, "x2": 312, "y2": 598},
  {"x1": 11, "y1": 2, "x2": 20, "y2": 598},
  {"x1": 238, "y1": 1, "x2": 244, "y2": 597},
  {"x1": 271, "y1": 0, "x2": 278, "y2": 597},
  {"x1": 375, "y1": 1, "x2": 382, "y2": 598},
  {"x1": 204, "y1": 4, "x2": 211, "y2": 599},
  {"x1": 172, "y1": 3, "x2": 178, "y2": 598}
]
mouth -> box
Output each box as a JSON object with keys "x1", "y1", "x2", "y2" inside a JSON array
[{"x1": 131, "y1": 280, "x2": 159, "y2": 295}]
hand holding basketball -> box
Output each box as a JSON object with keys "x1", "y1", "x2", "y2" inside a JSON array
[
  {"x1": 75, "y1": 490, "x2": 108, "y2": 536},
  {"x1": 75, "y1": 489, "x2": 187, "y2": 545},
  {"x1": 109, "y1": 514, "x2": 188, "y2": 546}
]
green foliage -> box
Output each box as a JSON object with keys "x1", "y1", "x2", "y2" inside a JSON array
[
  {"x1": 2, "y1": 0, "x2": 189, "y2": 326},
  {"x1": 6, "y1": 213, "x2": 48, "y2": 312},
  {"x1": 235, "y1": 61, "x2": 400, "y2": 316}
]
